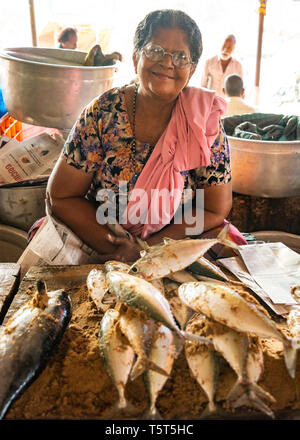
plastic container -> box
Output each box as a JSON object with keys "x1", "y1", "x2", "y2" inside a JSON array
[
  {"x1": 0, "y1": 88, "x2": 7, "y2": 118},
  {"x1": 0, "y1": 113, "x2": 23, "y2": 141}
]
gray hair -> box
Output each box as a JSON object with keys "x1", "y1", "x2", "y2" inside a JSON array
[
  {"x1": 133, "y1": 9, "x2": 203, "y2": 64},
  {"x1": 224, "y1": 74, "x2": 244, "y2": 96}
]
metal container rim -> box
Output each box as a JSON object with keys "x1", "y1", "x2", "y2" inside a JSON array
[
  {"x1": 0, "y1": 47, "x2": 118, "y2": 71},
  {"x1": 227, "y1": 135, "x2": 300, "y2": 146}
]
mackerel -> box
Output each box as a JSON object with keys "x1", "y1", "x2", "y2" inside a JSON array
[
  {"x1": 178, "y1": 281, "x2": 299, "y2": 378},
  {"x1": 106, "y1": 271, "x2": 212, "y2": 345},
  {"x1": 129, "y1": 224, "x2": 239, "y2": 280}
]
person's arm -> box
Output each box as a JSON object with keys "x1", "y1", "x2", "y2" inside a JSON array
[
  {"x1": 201, "y1": 59, "x2": 209, "y2": 88},
  {"x1": 47, "y1": 156, "x2": 118, "y2": 254}
]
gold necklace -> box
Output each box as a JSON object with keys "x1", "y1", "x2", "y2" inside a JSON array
[{"x1": 131, "y1": 84, "x2": 138, "y2": 179}]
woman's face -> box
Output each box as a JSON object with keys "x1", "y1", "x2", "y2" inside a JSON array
[{"x1": 133, "y1": 27, "x2": 196, "y2": 102}]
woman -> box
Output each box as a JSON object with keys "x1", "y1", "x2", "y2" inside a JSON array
[
  {"x1": 57, "y1": 27, "x2": 78, "y2": 50},
  {"x1": 47, "y1": 9, "x2": 246, "y2": 264}
]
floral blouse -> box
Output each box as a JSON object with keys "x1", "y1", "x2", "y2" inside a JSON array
[{"x1": 63, "y1": 86, "x2": 231, "y2": 215}]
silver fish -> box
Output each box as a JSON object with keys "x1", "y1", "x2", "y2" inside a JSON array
[
  {"x1": 98, "y1": 308, "x2": 137, "y2": 417},
  {"x1": 287, "y1": 308, "x2": 300, "y2": 339},
  {"x1": 185, "y1": 316, "x2": 220, "y2": 417},
  {"x1": 163, "y1": 278, "x2": 194, "y2": 330},
  {"x1": 143, "y1": 324, "x2": 176, "y2": 420},
  {"x1": 129, "y1": 224, "x2": 239, "y2": 280},
  {"x1": 187, "y1": 256, "x2": 229, "y2": 282},
  {"x1": 118, "y1": 306, "x2": 169, "y2": 381},
  {"x1": 178, "y1": 281, "x2": 299, "y2": 379},
  {"x1": 0, "y1": 280, "x2": 71, "y2": 420},
  {"x1": 105, "y1": 271, "x2": 212, "y2": 345},
  {"x1": 103, "y1": 260, "x2": 131, "y2": 273},
  {"x1": 206, "y1": 319, "x2": 276, "y2": 418},
  {"x1": 87, "y1": 268, "x2": 112, "y2": 312}
]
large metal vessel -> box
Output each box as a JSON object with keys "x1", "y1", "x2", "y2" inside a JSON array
[
  {"x1": 227, "y1": 135, "x2": 300, "y2": 198},
  {"x1": 0, "y1": 47, "x2": 116, "y2": 130}
]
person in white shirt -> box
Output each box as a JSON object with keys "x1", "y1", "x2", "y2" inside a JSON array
[
  {"x1": 201, "y1": 35, "x2": 243, "y2": 98},
  {"x1": 223, "y1": 74, "x2": 257, "y2": 116}
]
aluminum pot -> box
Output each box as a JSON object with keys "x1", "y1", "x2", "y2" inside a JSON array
[
  {"x1": 0, "y1": 181, "x2": 47, "y2": 232},
  {"x1": 0, "y1": 47, "x2": 116, "y2": 130},
  {"x1": 227, "y1": 136, "x2": 300, "y2": 198},
  {"x1": 0, "y1": 224, "x2": 27, "y2": 263}
]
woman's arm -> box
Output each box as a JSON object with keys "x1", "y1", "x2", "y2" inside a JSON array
[{"x1": 47, "y1": 156, "x2": 118, "y2": 254}]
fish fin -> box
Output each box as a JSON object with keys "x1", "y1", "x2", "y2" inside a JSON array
[
  {"x1": 232, "y1": 390, "x2": 275, "y2": 419},
  {"x1": 142, "y1": 406, "x2": 163, "y2": 420},
  {"x1": 172, "y1": 334, "x2": 185, "y2": 358},
  {"x1": 136, "y1": 237, "x2": 150, "y2": 250},
  {"x1": 101, "y1": 399, "x2": 139, "y2": 419},
  {"x1": 199, "y1": 401, "x2": 220, "y2": 419},
  {"x1": 217, "y1": 223, "x2": 240, "y2": 250},
  {"x1": 130, "y1": 357, "x2": 169, "y2": 381},
  {"x1": 227, "y1": 381, "x2": 276, "y2": 419},
  {"x1": 181, "y1": 331, "x2": 213, "y2": 345},
  {"x1": 283, "y1": 339, "x2": 299, "y2": 379}
]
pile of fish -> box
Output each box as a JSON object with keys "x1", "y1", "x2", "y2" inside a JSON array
[
  {"x1": 0, "y1": 281, "x2": 72, "y2": 419},
  {"x1": 84, "y1": 44, "x2": 123, "y2": 66},
  {"x1": 87, "y1": 224, "x2": 300, "y2": 420}
]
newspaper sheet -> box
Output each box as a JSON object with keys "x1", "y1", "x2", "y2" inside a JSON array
[
  {"x1": 238, "y1": 242, "x2": 299, "y2": 305},
  {"x1": 218, "y1": 255, "x2": 289, "y2": 316},
  {"x1": 0, "y1": 132, "x2": 64, "y2": 185}
]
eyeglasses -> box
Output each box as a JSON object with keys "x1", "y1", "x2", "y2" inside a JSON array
[{"x1": 142, "y1": 43, "x2": 193, "y2": 69}]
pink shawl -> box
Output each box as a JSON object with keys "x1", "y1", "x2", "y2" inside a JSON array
[{"x1": 121, "y1": 87, "x2": 227, "y2": 239}]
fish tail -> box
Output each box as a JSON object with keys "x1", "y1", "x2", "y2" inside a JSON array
[
  {"x1": 172, "y1": 334, "x2": 185, "y2": 358},
  {"x1": 101, "y1": 398, "x2": 139, "y2": 419},
  {"x1": 227, "y1": 380, "x2": 276, "y2": 419},
  {"x1": 181, "y1": 330, "x2": 213, "y2": 345},
  {"x1": 142, "y1": 405, "x2": 163, "y2": 420},
  {"x1": 130, "y1": 357, "x2": 169, "y2": 381},
  {"x1": 232, "y1": 390, "x2": 275, "y2": 419},
  {"x1": 283, "y1": 338, "x2": 299, "y2": 379},
  {"x1": 199, "y1": 401, "x2": 220, "y2": 419},
  {"x1": 217, "y1": 223, "x2": 240, "y2": 250},
  {"x1": 36, "y1": 279, "x2": 47, "y2": 295},
  {"x1": 130, "y1": 357, "x2": 147, "y2": 381}
]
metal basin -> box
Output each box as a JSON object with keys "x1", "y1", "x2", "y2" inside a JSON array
[
  {"x1": 227, "y1": 136, "x2": 300, "y2": 198},
  {"x1": 0, "y1": 47, "x2": 116, "y2": 130},
  {"x1": 0, "y1": 224, "x2": 27, "y2": 263},
  {"x1": 0, "y1": 180, "x2": 47, "y2": 232}
]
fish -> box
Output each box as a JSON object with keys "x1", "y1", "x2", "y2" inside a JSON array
[
  {"x1": 163, "y1": 278, "x2": 194, "y2": 330},
  {"x1": 178, "y1": 281, "x2": 299, "y2": 379},
  {"x1": 287, "y1": 308, "x2": 300, "y2": 339},
  {"x1": 105, "y1": 271, "x2": 212, "y2": 346},
  {"x1": 98, "y1": 308, "x2": 137, "y2": 418},
  {"x1": 118, "y1": 306, "x2": 169, "y2": 381},
  {"x1": 103, "y1": 260, "x2": 131, "y2": 273},
  {"x1": 205, "y1": 319, "x2": 276, "y2": 419},
  {"x1": 86, "y1": 268, "x2": 113, "y2": 311},
  {"x1": 84, "y1": 44, "x2": 122, "y2": 66},
  {"x1": 185, "y1": 316, "x2": 221, "y2": 418},
  {"x1": 167, "y1": 270, "x2": 198, "y2": 284},
  {"x1": 143, "y1": 324, "x2": 176, "y2": 420},
  {"x1": 129, "y1": 223, "x2": 239, "y2": 281},
  {"x1": 187, "y1": 256, "x2": 229, "y2": 282},
  {"x1": 0, "y1": 280, "x2": 71, "y2": 420}
]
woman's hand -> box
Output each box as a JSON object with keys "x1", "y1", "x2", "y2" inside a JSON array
[{"x1": 96, "y1": 234, "x2": 142, "y2": 264}]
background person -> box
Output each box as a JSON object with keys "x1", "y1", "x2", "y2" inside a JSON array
[
  {"x1": 223, "y1": 74, "x2": 257, "y2": 116},
  {"x1": 46, "y1": 9, "x2": 246, "y2": 264},
  {"x1": 201, "y1": 34, "x2": 243, "y2": 98},
  {"x1": 57, "y1": 27, "x2": 78, "y2": 49}
]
